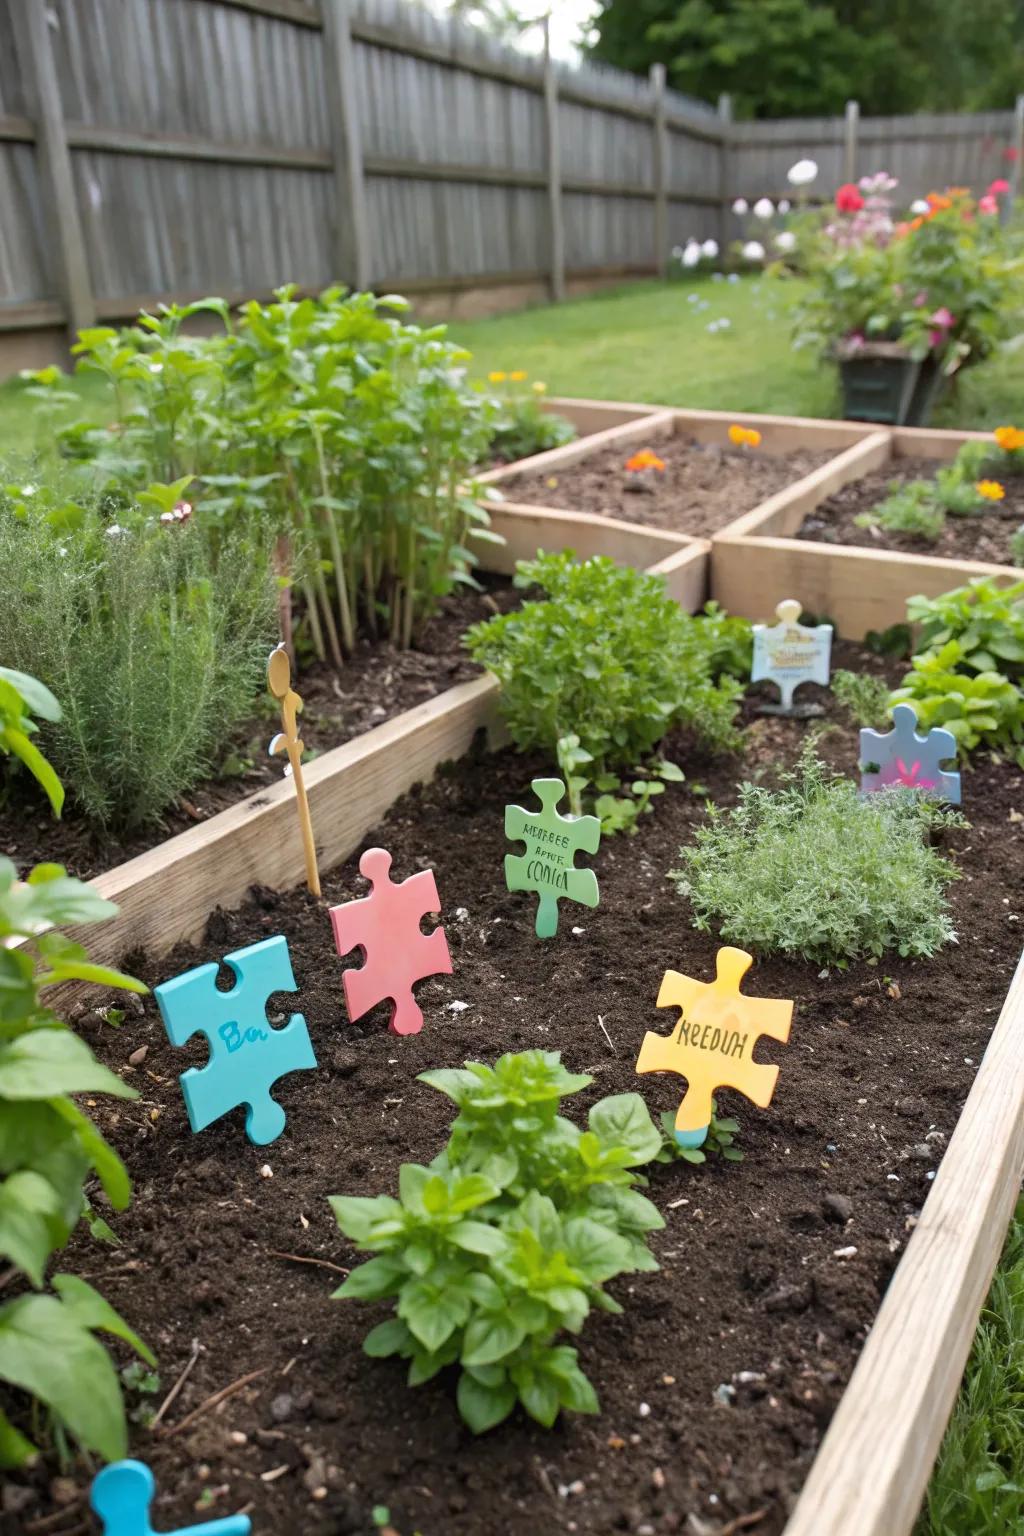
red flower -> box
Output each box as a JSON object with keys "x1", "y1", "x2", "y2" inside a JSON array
[
  {"x1": 835, "y1": 182, "x2": 865, "y2": 213},
  {"x1": 1004, "y1": 146, "x2": 1021, "y2": 163},
  {"x1": 988, "y1": 177, "x2": 1011, "y2": 196}
]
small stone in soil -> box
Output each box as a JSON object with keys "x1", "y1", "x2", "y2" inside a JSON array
[{"x1": 822, "y1": 1193, "x2": 853, "y2": 1224}]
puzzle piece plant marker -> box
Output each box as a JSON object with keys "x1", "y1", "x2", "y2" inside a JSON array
[
  {"x1": 329, "y1": 847, "x2": 452, "y2": 1035},
  {"x1": 154, "y1": 935, "x2": 316, "y2": 1145},
  {"x1": 505, "y1": 776, "x2": 600, "y2": 939},
  {"x1": 860, "y1": 701, "x2": 961, "y2": 804},
  {"x1": 267, "y1": 643, "x2": 321, "y2": 898},
  {"x1": 91, "y1": 1459, "x2": 251, "y2": 1536},
  {"x1": 636, "y1": 946, "x2": 792, "y2": 1148},
  {"x1": 751, "y1": 598, "x2": 833, "y2": 717}
]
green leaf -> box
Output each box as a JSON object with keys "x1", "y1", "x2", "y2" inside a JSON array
[
  {"x1": 2, "y1": 729, "x2": 64, "y2": 817},
  {"x1": 588, "y1": 1093, "x2": 662, "y2": 1165},
  {"x1": 333, "y1": 1256, "x2": 406, "y2": 1301},
  {"x1": 50, "y1": 1099, "x2": 132, "y2": 1209},
  {"x1": 0, "y1": 1031, "x2": 133, "y2": 1101},
  {"x1": 0, "y1": 1170, "x2": 63, "y2": 1286},
  {"x1": 461, "y1": 1312, "x2": 526, "y2": 1367},
  {"x1": 456, "y1": 1369, "x2": 517, "y2": 1433},
  {"x1": 51, "y1": 1275, "x2": 155, "y2": 1366},
  {"x1": 0, "y1": 1292, "x2": 128, "y2": 1460},
  {"x1": 363, "y1": 1319, "x2": 414, "y2": 1358},
  {"x1": 448, "y1": 1220, "x2": 506, "y2": 1256},
  {"x1": 328, "y1": 1193, "x2": 402, "y2": 1243},
  {"x1": 398, "y1": 1280, "x2": 469, "y2": 1353},
  {"x1": 564, "y1": 1217, "x2": 633, "y2": 1283},
  {"x1": 0, "y1": 669, "x2": 61, "y2": 723},
  {"x1": 0, "y1": 1403, "x2": 36, "y2": 1468},
  {"x1": 519, "y1": 1372, "x2": 560, "y2": 1427}
]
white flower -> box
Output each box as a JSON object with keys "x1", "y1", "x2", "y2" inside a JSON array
[
  {"x1": 910, "y1": 198, "x2": 930, "y2": 215},
  {"x1": 149, "y1": 361, "x2": 163, "y2": 374},
  {"x1": 20, "y1": 484, "x2": 36, "y2": 497},
  {"x1": 753, "y1": 197, "x2": 775, "y2": 219},
  {"x1": 701, "y1": 238, "x2": 719, "y2": 259},
  {"x1": 787, "y1": 158, "x2": 818, "y2": 186},
  {"x1": 778, "y1": 199, "x2": 791, "y2": 213},
  {"x1": 741, "y1": 240, "x2": 766, "y2": 262},
  {"x1": 682, "y1": 242, "x2": 701, "y2": 267},
  {"x1": 732, "y1": 197, "x2": 749, "y2": 215},
  {"x1": 105, "y1": 524, "x2": 124, "y2": 537},
  {"x1": 727, "y1": 272, "x2": 740, "y2": 283},
  {"x1": 775, "y1": 231, "x2": 797, "y2": 253},
  {"x1": 687, "y1": 292, "x2": 700, "y2": 303}
]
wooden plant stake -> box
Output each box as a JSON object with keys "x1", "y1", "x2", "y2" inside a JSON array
[
  {"x1": 636, "y1": 946, "x2": 792, "y2": 1148},
  {"x1": 267, "y1": 644, "x2": 321, "y2": 898}
]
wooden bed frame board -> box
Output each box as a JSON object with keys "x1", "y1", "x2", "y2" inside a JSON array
[
  {"x1": 544, "y1": 395, "x2": 665, "y2": 436},
  {"x1": 713, "y1": 428, "x2": 1023, "y2": 637},
  {"x1": 477, "y1": 407, "x2": 678, "y2": 484},
  {"x1": 785, "y1": 947, "x2": 1024, "y2": 1536}
]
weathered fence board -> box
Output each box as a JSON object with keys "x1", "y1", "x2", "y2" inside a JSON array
[{"x1": 0, "y1": 0, "x2": 1020, "y2": 355}]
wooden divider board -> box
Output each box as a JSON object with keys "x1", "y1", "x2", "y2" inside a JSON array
[
  {"x1": 784, "y1": 948, "x2": 1024, "y2": 1536},
  {"x1": 712, "y1": 428, "x2": 1023, "y2": 636},
  {"x1": 477, "y1": 407, "x2": 677, "y2": 485},
  {"x1": 545, "y1": 395, "x2": 665, "y2": 436}
]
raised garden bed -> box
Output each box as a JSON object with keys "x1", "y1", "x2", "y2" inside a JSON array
[
  {"x1": 481, "y1": 409, "x2": 876, "y2": 540},
  {"x1": 712, "y1": 427, "x2": 1020, "y2": 638},
  {"x1": 14, "y1": 641, "x2": 1024, "y2": 1536}
]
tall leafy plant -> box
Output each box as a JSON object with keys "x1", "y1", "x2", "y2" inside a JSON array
[
  {"x1": 330, "y1": 1051, "x2": 664, "y2": 1433},
  {"x1": 0, "y1": 858, "x2": 153, "y2": 1465},
  {"x1": 0, "y1": 668, "x2": 64, "y2": 817}
]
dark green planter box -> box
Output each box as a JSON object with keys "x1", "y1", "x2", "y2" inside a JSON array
[{"x1": 838, "y1": 354, "x2": 921, "y2": 425}]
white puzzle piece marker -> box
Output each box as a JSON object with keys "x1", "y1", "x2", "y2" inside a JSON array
[{"x1": 751, "y1": 598, "x2": 833, "y2": 716}]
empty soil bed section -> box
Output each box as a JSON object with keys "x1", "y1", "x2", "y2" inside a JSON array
[
  {"x1": 796, "y1": 458, "x2": 1024, "y2": 564},
  {"x1": 8, "y1": 643, "x2": 1024, "y2": 1536},
  {"x1": 0, "y1": 576, "x2": 517, "y2": 884},
  {"x1": 499, "y1": 438, "x2": 836, "y2": 537}
]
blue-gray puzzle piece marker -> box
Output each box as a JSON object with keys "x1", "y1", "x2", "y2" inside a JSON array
[
  {"x1": 860, "y1": 701, "x2": 961, "y2": 803},
  {"x1": 155, "y1": 935, "x2": 316, "y2": 1146}
]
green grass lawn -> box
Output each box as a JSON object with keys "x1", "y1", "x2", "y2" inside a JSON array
[{"x1": 451, "y1": 276, "x2": 1024, "y2": 432}]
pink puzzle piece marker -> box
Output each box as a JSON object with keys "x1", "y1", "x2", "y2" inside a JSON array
[{"x1": 329, "y1": 848, "x2": 453, "y2": 1036}]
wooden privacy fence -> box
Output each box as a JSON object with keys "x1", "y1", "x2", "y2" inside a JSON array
[{"x1": 0, "y1": 0, "x2": 1023, "y2": 365}]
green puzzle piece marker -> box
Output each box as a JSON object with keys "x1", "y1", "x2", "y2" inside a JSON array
[{"x1": 504, "y1": 777, "x2": 601, "y2": 939}]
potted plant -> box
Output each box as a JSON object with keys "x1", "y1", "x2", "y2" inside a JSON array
[{"x1": 789, "y1": 176, "x2": 1024, "y2": 426}]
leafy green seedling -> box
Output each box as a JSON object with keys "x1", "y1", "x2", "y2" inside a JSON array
[{"x1": 655, "y1": 1099, "x2": 744, "y2": 1165}]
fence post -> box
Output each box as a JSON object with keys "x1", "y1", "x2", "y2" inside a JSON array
[
  {"x1": 542, "y1": 17, "x2": 566, "y2": 304},
  {"x1": 844, "y1": 99, "x2": 860, "y2": 184},
  {"x1": 9, "y1": 0, "x2": 94, "y2": 338},
  {"x1": 1012, "y1": 95, "x2": 1024, "y2": 202},
  {"x1": 717, "y1": 93, "x2": 733, "y2": 254},
  {"x1": 650, "y1": 63, "x2": 668, "y2": 278},
  {"x1": 322, "y1": 0, "x2": 371, "y2": 291}
]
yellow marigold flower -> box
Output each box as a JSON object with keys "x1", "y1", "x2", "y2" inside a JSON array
[
  {"x1": 509, "y1": 370, "x2": 528, "y2": 382},
  {"x1": 728, "y1": 424, "x2": 762, "y2": 448},
  {"x1": 626, "y1": 449, "x2": 666, "y2": 473},
  {"x1": 532, "y1": 381, "x2": 547, "y2": 394},
  {"x1": 488, "y1": 370, "x2": 507, "y2": 383},
  {"x1": 994, "y1": 425, "x2": 1024, "y2": 452},
  {"x1": 976, "y1": 479, "x2": 1006, "y2": 501}
]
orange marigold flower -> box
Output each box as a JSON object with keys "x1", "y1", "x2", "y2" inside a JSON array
[
  {"x1": 728, "y1": 425, "x2": 762, "y2": 448},
  {"x1": 488, "y1": 370, "x2": 507, "y2": 383},
  {"x1": 994, "y1": 425, "x2": 1024, "y2": 452},
  {"x1": 909, "y1": 216, "x2": 924, "y2": 232},
  {"x1": 626, "y1": 449, "x2": 666, "y2": 473},
  {"x1": 947, "y1": 186, "x2": 970, "y2": 198},
  {"x1": 926, "y1": 193, "x2": 952, "y2": 212},
  {"x1": 509, "y1": 370, "x2": 528, "y2": 382},
  {"x1": 976, "y1": 479, "x2": 1006, "y2": 501}
]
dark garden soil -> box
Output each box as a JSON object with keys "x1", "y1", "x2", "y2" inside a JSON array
[
  {"x1": 499, "y1": 439, "x2": 836, "y2": 538},
  {"x1": 7, "y1": 644, "x2": 1024, "y2": 1536},
  {"x1": 0, "y1": 577, "x2": 518, "y2": 885},
  {"x1": 796, "y1": 458, "x2": 1024, "y2": 565}
]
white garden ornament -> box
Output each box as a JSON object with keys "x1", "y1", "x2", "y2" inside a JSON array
[{"x1": 787, "y1": 158, "x2": 818, "y2": 186}]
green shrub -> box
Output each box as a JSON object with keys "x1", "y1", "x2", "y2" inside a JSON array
[
  {"x1": 907, "y1": 579, "x2": 1024, "y2": 678},
  {"x1": 890, "y1": 641, "x2": 1024, "y2": 765},
  {"x1": 485, "y1": 376, "x2": 575, "y2": 464},
  {"x1": 465, "y1": 552, "x2": 742, "y2": 827},
  {"x1": 934, "y1": 463, "x2": 989, "y2": 517},
  {"x1": 0, "y1": 503, "x2": 276, "y2": 831},
  {"x1": 672, "y1": 745, "x2": 964, "y2": 965},
  {"x1": 832, "y1": 667, "x2": 891, "y2": 728},
  {"x1": 856, "y1": 481, "x2": 945, "y2": 543},
  {"x1": 34, "y1": 287, "x2": 500, "y2": 656},
  {"x1": 0, "y1": 667, "x2": 63, "y2": 816},
  {"x1": 330, "y1": 1051, "x2": 664, "y2": 1433},
  {"x1": 0, "y1": 857, "x2": 153, "y2": 1465}
]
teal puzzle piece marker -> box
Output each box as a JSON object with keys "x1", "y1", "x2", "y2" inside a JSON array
[
  {"x1": 504, "y1": 777, "x2": 600, "y2": 939},
  {"x1": 91, "y1": 1460, "x2": 250, "y2": 1536},
  {"x1": 155, "y1": 935, "x2": 316, "y2": 1146},
  {"x1": 860, "y1": 701, "x2": 961, "y2": 804}
]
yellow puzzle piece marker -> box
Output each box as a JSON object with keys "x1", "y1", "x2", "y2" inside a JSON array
[{"x1": 636, "y1": 946, "x2": 793, "y2": 1149}]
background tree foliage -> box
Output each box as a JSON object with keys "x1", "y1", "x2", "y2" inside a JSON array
[{"x1": 587, "y1": 0, "x2": 1024, "y2": 119}]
